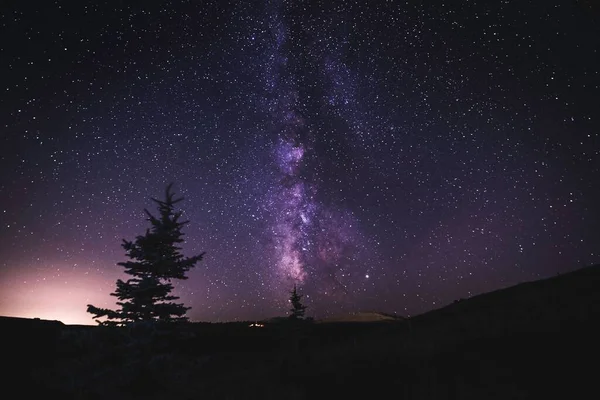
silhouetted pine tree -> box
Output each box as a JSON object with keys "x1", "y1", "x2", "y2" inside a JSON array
[
  {"x1": 289, "y1": 284, "x2": 307, "y2": 319},
  {"x1": 87, "y1": 183, "x2": 205, "y2": 326}
]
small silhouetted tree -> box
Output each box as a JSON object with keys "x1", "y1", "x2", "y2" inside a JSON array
[
  {"x1": 289, "y1": 284, "x2": 307, "y2": 319},
  {"x1": 87, "y1": 183, "x2": 205, "y2": 326}
]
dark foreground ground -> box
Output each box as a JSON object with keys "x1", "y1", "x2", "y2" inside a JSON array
[{"x1": 3, "y1": 264, "x2": 599, "y2": 399}]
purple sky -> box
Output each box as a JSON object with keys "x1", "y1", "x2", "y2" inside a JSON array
[{"x1": 0, "y1": 0, "x2": 598, "y2": 324}]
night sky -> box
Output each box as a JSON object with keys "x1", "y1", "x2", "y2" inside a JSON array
[{"x1": 1, "y1": 0, "x2": 598, "y2": 325}]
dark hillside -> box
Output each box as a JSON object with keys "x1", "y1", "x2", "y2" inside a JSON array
[
  {"x1": 2, "y1": 264, "x2": 599, "y2": 399},
  {"x1": 408, "y1": 263, "x2": 600, "y2": 340}
]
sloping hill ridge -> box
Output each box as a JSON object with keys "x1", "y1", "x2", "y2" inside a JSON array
[{"x1": 408, "y1": 263, "x2": 600, "y2": 339}]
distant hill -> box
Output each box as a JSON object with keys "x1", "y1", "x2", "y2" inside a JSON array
[
  {"x1": 0, "y1": 316, "x2": 64, "y2": 329},
  {"x1": 317, "y1": 311, "x2": 405, "y2": 323}
]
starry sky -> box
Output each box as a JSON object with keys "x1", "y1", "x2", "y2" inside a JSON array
[{"x1": 0, "y1": 0, "x2": 598, "y2": 325}]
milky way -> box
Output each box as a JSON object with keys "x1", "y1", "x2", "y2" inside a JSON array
[
  {"x1": 0, "y1": 0, "x2": 598, "y2": 324},
  {"x1": 262, "y1": 0, "x2": 367, "y2": 305}
]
